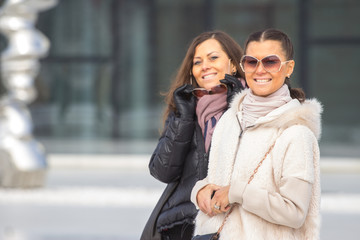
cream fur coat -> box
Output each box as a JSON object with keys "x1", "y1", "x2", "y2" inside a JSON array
[{"x1": 192, "y1": 89, "x2": 322, "y2": 240}]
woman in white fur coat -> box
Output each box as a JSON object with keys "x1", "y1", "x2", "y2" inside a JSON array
[{"x1": 191, "y1": 28, "x2": 322, "y2": 240}]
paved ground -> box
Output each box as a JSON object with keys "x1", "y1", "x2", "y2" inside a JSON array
[{"x1": 0, "y1": 154, "x2": 359, "y2": 240}]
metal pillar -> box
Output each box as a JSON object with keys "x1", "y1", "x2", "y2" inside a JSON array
[{"x1": 0, "y1": 0, "x2": 57, "y2": 187}]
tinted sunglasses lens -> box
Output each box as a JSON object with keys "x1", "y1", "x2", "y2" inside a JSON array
[
  {"x1": 211, "y1": 84, "x2": 227, "y2": 94},
  {"x1": 192, "y1": 84, "x2": 227, "y2": 97},
  {"x1": 192, "y1": 89, "x2": 207, "y2": 97},
  {"x1": 261, "y1": 55, "x2": 281, "y2": 72},
  {"x1": 242, "y1": 56, "x2": 258, "y2": 73}
]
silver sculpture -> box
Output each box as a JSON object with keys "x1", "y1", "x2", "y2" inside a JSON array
[{"x1": 0, "y1": 0, "x2": 57, "y2": 187}]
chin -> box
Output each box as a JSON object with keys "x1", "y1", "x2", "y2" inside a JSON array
[
  {"x1": 252, "y1": 90, "x2": 271, "y2": 97},
  {"x1": 205, "y1": 81, "x2": 220, "y2": 90}
]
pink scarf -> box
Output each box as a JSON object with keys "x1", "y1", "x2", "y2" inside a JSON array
[
  {"x1": 242, "y1": 84, "x2": 292, "y2": 128},
  {"x1": 196, "y1": 92, "x2": 227, "y2": 152}
]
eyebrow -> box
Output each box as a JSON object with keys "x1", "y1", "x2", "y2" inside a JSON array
[{"x1": 193, "y1": 51, "x2": 220, "y2": 59}]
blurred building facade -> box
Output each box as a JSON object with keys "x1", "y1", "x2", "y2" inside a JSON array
[{"x1": 2, "y1": 0, "x2": 358, "y2": 156}]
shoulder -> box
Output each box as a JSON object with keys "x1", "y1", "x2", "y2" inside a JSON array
[
  {"x1": 228, "y1": 88, "x2": 249, "y2": 112},
  {"x1": 280, "y1": 125, "x2": 318, "y2": 144},
  {"x1": 267, "y1": 98, "x2": 323, "y2": 140},
  {"x1": 275, "y1": 124, "x2": 320, "y2": 182}
]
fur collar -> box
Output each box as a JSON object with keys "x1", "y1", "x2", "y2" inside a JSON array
[{"x1": 229, "y1": 89, "x2": 323, "y2": 140}]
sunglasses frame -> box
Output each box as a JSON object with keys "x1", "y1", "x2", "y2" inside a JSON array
[
  {"x1": 240, "y1": 54, "x2": 291, "y2": 73},
  {"x1": 192, "y1": 83, "x2": 227, "y2": 98}
]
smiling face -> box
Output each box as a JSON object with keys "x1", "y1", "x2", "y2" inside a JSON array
[
  {"x1": 192, "y1": 39, "x2": 236, "y2": 90},
  {"x1": 245, "y1": 40, "x2": 294, "y2": 97}
]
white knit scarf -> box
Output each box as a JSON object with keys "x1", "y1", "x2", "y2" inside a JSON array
[{"x1": 242, "y1": 84, "x2": 292, "y2": 128}]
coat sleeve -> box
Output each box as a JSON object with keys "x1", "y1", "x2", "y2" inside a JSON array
[
  {"x1": 228, "y1": 126, "x2": 319, "y2": 229},
  {"x1": 229, "y1": 176, "x2": 312, "y2": 229},
  {"x1": 149, "y1": 111, "x2": 195, "y2": 183},
  {"x1": 191, "y1": 177, "x2": 210, "y2": 209}
]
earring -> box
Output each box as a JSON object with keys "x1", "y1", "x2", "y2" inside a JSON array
[
  {"x1": 189, "y1": 70, "x2": 193, "y2": 85},
  {"x1": 232, "y1": 71, "x2": 236, "y2": 76}
]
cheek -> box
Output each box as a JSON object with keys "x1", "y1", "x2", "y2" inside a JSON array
[
  {"x1": 274, "y1": 71, "x2": 287, "y2": 84},
  {"x1": 192, "y1": 67, "x2": 201, "y2": 79},
  {"x1": 191, "y1": 66, "x2": 197, "y2": 75},
  {"x1": 192, "y1": 68, "x2": 203, "y2": 86},
  {"x1": 244, "y1": 73, "x2": 253, "y2": 83},
  {"x1": 219, "y1": 62, "x2": 230, "y2": 74}
]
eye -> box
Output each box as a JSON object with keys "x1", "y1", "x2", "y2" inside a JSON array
[
  {"x1": 193, "y1": 60, "x2": 201, "y2": 66},
  {"x1": 246, "y1": 59, "x2": 258, "y2": 66},
  {"x1": 263, "y1": 56, "x2": 281, "y2": 65},
  {"x1": 263, "y1": 59, "x2": 277, "y2": 65},
  {"x1": 210, "y1": 56, "x2": 219, "y2": 61}
]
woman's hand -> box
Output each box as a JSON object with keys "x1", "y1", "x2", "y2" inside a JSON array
[
  {"x1": 173, "y1": 84, "x2": 196, "y2": 119},
  {"x1": 220, "y1": 74, "x2": 245, "y2": 103},
  {"x1": 210, "y1": 185, "x2": 231, "y2": 214},
  {"x1": 197, "y1": 184, "x2": 221, "y2": 216}
]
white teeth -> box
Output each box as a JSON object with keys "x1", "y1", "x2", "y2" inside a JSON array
[
  {"x1": 255, "y1": 79, "x2": 271, "y2": 83},
  {"x1": 203, "y1": 74, "x2": 216, "y2": 79}
]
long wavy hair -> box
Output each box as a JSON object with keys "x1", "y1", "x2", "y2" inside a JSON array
[
  {"x1": 162, "y1": 30, "x2": 244, "y2": 125},
  {"x1": 244, "y1": 28, "x2": 305, "y2": 102}
]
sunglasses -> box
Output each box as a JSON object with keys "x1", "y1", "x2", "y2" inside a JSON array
[
  {"x1": 192, "y1": 83, "x2": 227, "y2": 98},
  {"x1": 240, "y1": 54, "x2": 291, "y2": 73}
]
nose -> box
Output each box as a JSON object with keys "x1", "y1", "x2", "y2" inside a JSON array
[
  {"x1": 201, "y1": 60, "x2": 210, "y2": 71},
  {"x1": 255, "y1": 60, "x2": 266, "y2": 74}
]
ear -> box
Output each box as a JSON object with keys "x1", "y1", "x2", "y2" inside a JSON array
[
  {"x1": 286, "y1": 60, "x2": 295, "y2": 77},
  {"x1": 230, "y1": 61, "x2": 237, "y2": 74}
]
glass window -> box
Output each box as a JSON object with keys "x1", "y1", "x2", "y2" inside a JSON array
[{"x1": 2, "y1": 0, "x2": 354, "y2": 155}]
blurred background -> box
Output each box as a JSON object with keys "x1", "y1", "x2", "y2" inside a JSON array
[{"x1": 0, "y1": 0, "x2": 359, "y2": 239}]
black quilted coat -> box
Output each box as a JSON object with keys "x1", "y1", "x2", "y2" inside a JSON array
[
  {"x1": 149, "y1": 76, "x2": 244, "y2": 232},
  {"x1": 149, "y1": 111, "x2": 209, "y2": 231}
]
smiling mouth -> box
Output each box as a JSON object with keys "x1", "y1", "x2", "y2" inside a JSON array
[
  {"x1": 202, "y1": 73, "x2": 217, "y2": 80},
  {"x1": 254, "y1": 78, "x2": 271, "y2": 83}
]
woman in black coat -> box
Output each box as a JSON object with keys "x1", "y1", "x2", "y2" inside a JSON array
[{"x1": 143, "y1": 30, "x2": 245, "y2": 240}]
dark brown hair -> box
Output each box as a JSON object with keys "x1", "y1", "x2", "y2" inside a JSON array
[
  {"x1": 244, "y1": 28, "x2": 305, "y2": 102},
  {"x1": 162, "y1": 30, "x2": 244, "y2": 124}
]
